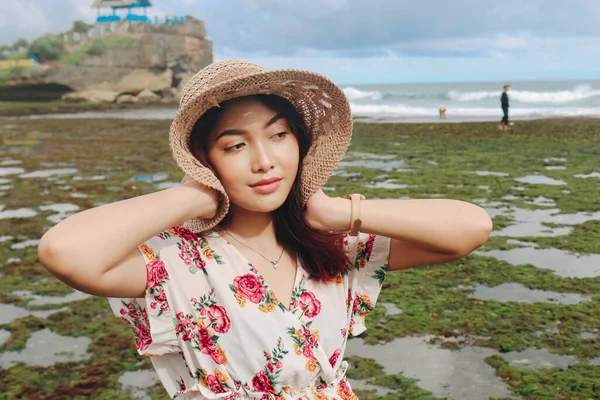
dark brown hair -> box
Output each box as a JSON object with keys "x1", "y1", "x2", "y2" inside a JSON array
[{"x1": 190, "y1": 94, "x2": 351, "y2": 281}]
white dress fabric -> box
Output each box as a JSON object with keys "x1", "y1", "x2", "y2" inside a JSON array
[{"x1": 109, "y1": 225, "x2": 390, "y2": 399}]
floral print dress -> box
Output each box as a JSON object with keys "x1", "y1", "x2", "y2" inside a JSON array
[{"x1": 108, "y1": 226, "x2": 390, "y2": 399}]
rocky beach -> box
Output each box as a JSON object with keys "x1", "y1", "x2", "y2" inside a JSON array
[{"x1": 1, "y1": 114, "x2": 599, "y2": 399}]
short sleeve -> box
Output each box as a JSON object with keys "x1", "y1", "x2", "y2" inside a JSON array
[
  {"x1": 108, "y1": 234, "x2": 179, "y2": 356},
  {"x1": 344, "y1": 232, "x2": 391, "y2": 337}
]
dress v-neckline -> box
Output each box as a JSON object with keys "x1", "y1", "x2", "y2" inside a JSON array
[{"x1": 211, "y1": 233, "x2": 303, "y2": 312}]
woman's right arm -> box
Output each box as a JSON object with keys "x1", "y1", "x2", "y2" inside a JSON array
[{"x1": 37, "y1": 178, "x2": 219, "y2": 299}]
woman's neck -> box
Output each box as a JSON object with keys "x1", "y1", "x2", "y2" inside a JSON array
[{"x1": 224, "y1": 205, "x2": 278, "y2": 247}]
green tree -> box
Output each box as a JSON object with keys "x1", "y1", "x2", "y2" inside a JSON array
[
  {"x1": 72, "y1": 20, "x2": 94, "y2": 34},
  {"x1": 12, "y1": 38, "x2": 29, "y2": 51},
  {"x1": 28, "y1": 34, "x2": 65, "y2": 62},
  {"x1": 86, "y1": 39, "x2": 107, "y2": 56},
  {"x1": 0, "y1": 45, "x2": 11, "y2": 60}
]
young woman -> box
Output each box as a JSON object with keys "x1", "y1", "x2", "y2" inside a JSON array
[{"x1": 38, "y1": 60, "x2": 492, "y2": 399}]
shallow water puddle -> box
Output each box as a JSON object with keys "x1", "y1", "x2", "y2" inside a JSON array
[
  {"x1": 131, "y1": 173, "x2": 169, "y2": 183},
  {"x1": 501, "y1": 348, "x2": 579, "y2": 369},
  {"x1": 0, "y1": 207, "x2": 38, "y2": 220},
  {"x1": 489, "y1": 207, "x2": 600, "y2": 237},
  {"x1": 464, "y1": 282, "x2": 591, "y2": 304},
  {"x1": 0, "y1": 160, "x2": 23, "y2": 166},
  {"x1": 524, "y1": 196, "x2": 557, "y2": 207},
  {"x1": 154, "y1": 181, "x2": 180, "y2": 190},
  {"x1": 477, "y1": 247, "x2": 600, "y2": 278},
  {"x1": 514, "y1": 175, "x2": 566, "y2": 185},
  {"x1": 0, "y1": 303, "x2": 68, "y2": 325},
  {"x1": 345, "y1": 336, "x2": 512, "y2": 399},
  {"x1": 345, "y1": 151, "x2": 398, "y2": 160},
  {"x1": 39, "y1": 203, "x2": 80, "y2": 223},
  {"x1": 119, "y1": 369, "x2": 160, "y2": 400},
  {"x1": 348, "y1": 379, "x2": 396, "y2": 395},
  {"x1": 365, "y1": 179, "x2": 413, "y2": 189},
  {"x1": 0, "y1": 330, "x2": 10, "y2": 347},
  {"x1": 544, "y1": 157, "x2": 567, "y2": 163},
  {"x1": 475, "y1": 170, "x2": 510, "y2": 177},
  {"x1": 10, "y1": 239, "x2": 40, "y2": 250},
  {"x1": 0, "y1": 167, "x2": 25, "y2": 176},
  {"x1": 19, "y1": 168, "x2": 78, "y2": 178},
  {"x1": 0, "y1": 329, "x2": 91, "y2": 368},
  {"x1": 73, "y1": 175, "x2": 107, "y2": 181},
  {"x1": 338, "y1": 159, "x2": 412, "y2": 172},
  {"x1": 12, "y1": 290, "x2": 91, "y2": 306},
  {"x1": 574, "y1": 172, "x2": 600, "y2": 179},
  {"x1": 380, "y1": 302, "x2": 403, "y2": 315}
]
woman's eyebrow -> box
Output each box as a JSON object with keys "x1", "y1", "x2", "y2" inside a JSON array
[
  {"x1": 215, "y1": 128, "x2": 246, "y2": 140},
  {"x1": 216, "y1": 114, "x2": 285, "y2": 140},
  {"x1": 264, "y1": 113, "x2": 284, "y2": 128}
]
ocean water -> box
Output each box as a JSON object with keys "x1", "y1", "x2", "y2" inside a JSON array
[
  {"x1": 342, "y1": 79, "x2": 600, "y2": 123},
  {"x1": 20, "y1": 80, "x2": 600, "y2": 123}
]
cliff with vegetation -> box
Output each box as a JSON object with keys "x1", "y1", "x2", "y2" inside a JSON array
[{"x1": 0, "y1": 16, "x2": 212, "y2": 102}]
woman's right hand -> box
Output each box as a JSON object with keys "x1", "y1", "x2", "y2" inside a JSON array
[{"x1": 178, "y1": 174, "x2": 220, "y2": 220}]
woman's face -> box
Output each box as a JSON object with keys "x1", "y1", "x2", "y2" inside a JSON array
[{"x1": 206, "y1": 97, "x2": 300, "y2": 213}]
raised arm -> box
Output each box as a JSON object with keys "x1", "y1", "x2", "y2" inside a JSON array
[
  {"x1": 37, "y1": 177, "x2": 218, "y2": 298},
  {"x1": 306, "y1": 191, "x2": 493, "y2": 271}
]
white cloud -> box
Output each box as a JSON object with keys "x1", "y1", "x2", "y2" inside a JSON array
[
  {"x1": 0, "y1": 0, "x2": 50, "y2": 34},
  {"x1": 495, "y1": 34, "x2": 528, "y2": 50}
]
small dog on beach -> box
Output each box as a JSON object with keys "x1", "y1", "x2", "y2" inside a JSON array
[{"x1": 439, "y1": 107, "x2": 446, "y2": 119}]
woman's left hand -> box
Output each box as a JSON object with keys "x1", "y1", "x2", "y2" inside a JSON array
[{"x1": 304, "y1": 189, "x2": 349, "y2": 231}]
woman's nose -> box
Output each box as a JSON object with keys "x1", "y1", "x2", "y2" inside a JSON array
[{"x1": 251, "y1": 142, "x2": 275, "y2": 173}]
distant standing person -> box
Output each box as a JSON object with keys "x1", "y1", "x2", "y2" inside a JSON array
[{"x1": 498, "y1": 84, "x2": 511, "y2": 131}]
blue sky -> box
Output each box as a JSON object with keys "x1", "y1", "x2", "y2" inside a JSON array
[{"x1": 0, "y1": 0, "x2": 599, "y2": 84}]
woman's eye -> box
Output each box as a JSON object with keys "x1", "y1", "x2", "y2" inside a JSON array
[
  {"x1": 225, "y1": 143, "x2": 245, "y2": 152},
  {"x1": 273, "y1": 132, "x2": 288, "y2": 139}
]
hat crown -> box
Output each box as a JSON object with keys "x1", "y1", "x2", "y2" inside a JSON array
[{"x1": 180, "y1": 60, "x2": 267, "y2": 108}]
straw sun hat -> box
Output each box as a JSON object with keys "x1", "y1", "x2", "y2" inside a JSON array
[{"x1": 169, "y1": 60, "x2": 353, "y2": 233}]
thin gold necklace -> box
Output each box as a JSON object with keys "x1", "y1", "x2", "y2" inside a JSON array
[{"x1": 225, "y1": 231, "x2": 285, "y2": 269}]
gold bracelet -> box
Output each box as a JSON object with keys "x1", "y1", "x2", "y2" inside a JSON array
[{"x1": 344, "y1": 193, "x2": 366, "y2": 236}]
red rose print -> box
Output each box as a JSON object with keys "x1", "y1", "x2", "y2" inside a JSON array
[
  {"x1": 171, "y1": 226, "x2": 198, "y2": 241},
  {"x1": 154, "y1": 288, "x2": 167, "y2": 303},
  {"x1": 209, "y1": 348, "x2": 228, "y2": 364},
  {"x1": 146, "y1": 259, "x2": 169, "y2": 289},
  {"x1": 266, "y1": 362, "x2": 275, "y2": 373},
  {"x1": 252, "y1": 371, "x2": 274, "y2": 393},
  {"x1": 175, "y1": 314, "x2": 196, "y2": 342},
  {"x1": 337, "y1": 380, "x2": 357, "y2": 400},
  {"x1": 194, "y1": 258, "x2": 206, "y2": 270},
  {"x1": 352, "y1": 296, "x2": 359, "y2": 313},
  {"x1": 197, "y1": 327, "x2": 217, "y2": 355},
  {"x1": 234, "y1": 274, "x2": 266, "y2": 304},
  {"x1": 275, "y1": 361, "x2": 282, "y2": 369},
  {"x1": 192, "y1": 248, "x2": 201, "y2": 259},
  {"x1": 206, "y1": 374, "x2": 226, "y2": 393},
  {"x1": 299, "y1": 292, "x2": 322, "y2": 318},
  {"x1": 208, "y1": 304, "x2": 231, "y2": 334},
  {"x1": 329, "y1": 348, "x2": 341, "y2": 367},
  {"x1": 134, "y1": 323, "x2": 152, "y2": 351},
  {"x1": 303, "y1": 345, "x2": 316, "y2": 360},
  {"x1": 364, "y1": 236, "x2": 375, "y2": 259}
]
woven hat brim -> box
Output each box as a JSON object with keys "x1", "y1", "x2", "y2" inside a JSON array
[{"x1": 169, "y1": 68, "x2": 352, "y2": 233}]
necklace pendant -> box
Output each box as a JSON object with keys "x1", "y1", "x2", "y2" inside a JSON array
[{"x1": 271, "y1": 261, "x2": 278, "y2": 269}]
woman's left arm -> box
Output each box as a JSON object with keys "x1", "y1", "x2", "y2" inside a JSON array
[{"x1": 306, "y1": 191, "x2": 493, "y2": 271}]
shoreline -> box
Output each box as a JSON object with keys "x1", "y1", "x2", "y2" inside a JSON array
[{"x1": 2, "y1": 101, "x2": 600, "y2": 124}]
